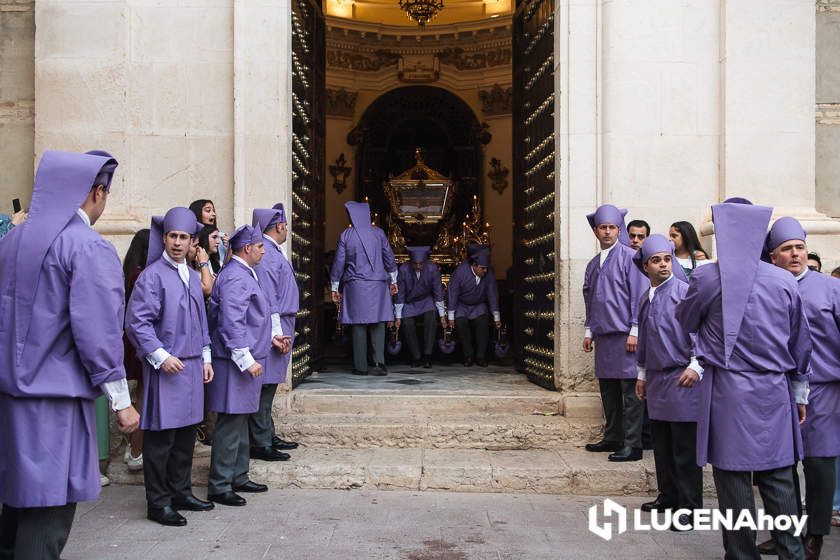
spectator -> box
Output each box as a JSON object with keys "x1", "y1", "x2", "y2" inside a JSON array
[
  {"x1": 832, "y1": 266, "x2": 840, "y2": 279},
  {"x1": 190, "y1": 199, "x2": 228, "y2": 263},
  {"x1": 668, "y1": 221, "x2": 709, "y2": 276},
  {"x1": 122, "y1": 228, "x2": 151, "y2": 473},
  {"x1": 198, "y1": 224, "x2": 223, "y2": 275},
  {"x1": 627, "y1": 219, "x2": 650, "y2": 251},
  {"x1": 807, "y1": 252, "x2": 822, "y2": 272},
  {"x1": 0, "y1": 209, "x2": 27, "y2": 241}
]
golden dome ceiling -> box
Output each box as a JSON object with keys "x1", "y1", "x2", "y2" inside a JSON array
[{"x1": 325, "y1": 0, "x2": 512, "y2": 27}]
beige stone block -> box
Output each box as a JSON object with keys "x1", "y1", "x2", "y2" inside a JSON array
[
  {"x1": 560, "y1": 444, "x2": 654, "y2": 495},
  {"x1": 420, "y1": 449, "x2": 493, "y2": 492},
  {"x1": 36, "y1": 2, "x2": 125, "y2": 61},
  {"x1": 367, "y1": 448, "x2": 422, "y2": 490},
  {"x1": 187, "y1": 62, "x2": 234, "y2": 134},
  {"x1": 562, "y1": 393, "x2": 602, "y2": 419},
  {"x1": 0, "y1": 8, "x2": 35, "y2": 102},
  {"x1": 128, "y1": 134, "x2": 190, "y2": 209},
  {"x1": 130, "y1": 6, "x2": 231, "y2": 64},
  {"x1": 489, "y1": 450, "x2": 573, "y2": 493},
  {"x1": 603, "y1": 63, "x2": 660, "y2": 135}
]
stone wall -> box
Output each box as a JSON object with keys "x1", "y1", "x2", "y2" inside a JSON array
[
  {"x1": 0, "y1": 0, "x2": 34, "y2": 212},
  {"x1": 817, "y1": 0, "x2": 840, "y2": 219}
]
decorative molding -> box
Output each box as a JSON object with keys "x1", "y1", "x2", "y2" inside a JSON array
[
  {"x1": 816, "y1": 103, "x2": 840, "y2": 125},
  {"x1": 325, "y1": 88, "x2": 358, "y2": 117},
  {"x1": 438, "y1": 47, "x2": 511, "y2": 70},
  {"x1": 487, "y1": 157, "x2": 509, "y2": 194},
  {"x1": 398, "y1": 54, "x2": 440, "y2": 83},
  {"x1": 327, "y1": 49, "x2": 400, "y2": 71},
  {"x1": 478, "y1": 84, "x2": 512, "y2": 115}
]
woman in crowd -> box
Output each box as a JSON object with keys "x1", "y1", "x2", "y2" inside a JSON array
[
  {"x1": 198, "y1": 223, "x2": 223, "y2": 275},
  {"x1": 668, "y1": 221, "x2": 710, "y2": 276},
  {"x1": 190, "y1": 199, "x2": 228, "y2": 263},
  {"x1": 121, "y1": 228, "x2": 150, "y2": 472}
]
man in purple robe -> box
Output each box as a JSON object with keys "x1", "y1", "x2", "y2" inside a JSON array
[
  {"x1": 206, "y1": 224, "x2": 272, "y2": 506},
  {"x1": 764, "y1": 217, "x2": 840, "y2": 559},
  {"x1": 394, "y1": 246, "x2": 447, "y2": 368},
  {"x1": 125, "y1": 207, "x2": 216, "y2": 526},
  {"x1": 248, "y1": 206, "x2": 298, "y2": 462},
  {"x1": 0, "y1": 150, "x2": 140, "y2": 559},
  {"x1": 676, "y1": 200, "x2": 810, "y2": 560},
  {"x1": 633, "y1": 234, "x2": 703, "y2": 529},
  {"x1": 330, "y1": 202, "x2": 398, "y2": 376},
  {"x1": 447, "y1": 246, "x2": 501, "y2": 367},
  {"x1": 582, "y1": 204, "x2": 647, "y2": 462}
]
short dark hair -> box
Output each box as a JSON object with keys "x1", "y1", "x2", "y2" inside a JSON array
[
  {"x1": 807, "y1": 252, "x2": 822, "y2": 272},
  {"x1": 627, "y1": 220, "x2": 650, "y2": 236},
  {"x1": 832, "y1": 266, "x2": 840, "y2": 278}
]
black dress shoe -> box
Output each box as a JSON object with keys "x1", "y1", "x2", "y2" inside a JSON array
[
  {"x1": 423, "y1": 356, "x2": 432, "y2": 368},
  {"x1": 371, "y1": 363, "x2": 387, "y2": 376},
  {"x1": 410, "y1": 359, "x2": 422, "y2": 368},
  {"x1": 351, "y1": 369, "x2": 368, "y2": 375},
  {"x1": 272, "y1": 436, "x2": 299, "y2": 450},
  {"x1": 208, "y1": 491, "x2": 246, "y2": 506},
  {"x1": 250, "y1": 446, "x2": 291, "y2": 461},
  {"x1": 757, "y1": 538, "x2": 777, "y2": 555},
  {"x1": 147, "y1": 505, "x2": 187, "y2": 526},
  {"x1": 172, "y1": 494, "x2": 214, "y2": 512},
  {"x1": 670, "y1": 513, "x2": 693, "y2": 532},
  {"x1": 585, "y1": 440, "x2": 623, "y2": 453},
  {"x1": 234, "y1": 480, "x2": 268, "y2": 493},
  {"x1": 641, "y1": 495, "x2": 674, "y2": 513},
  {"x1": 475, "y1": 359, "x2": 488, "y2": 367},
  {"x1": 608, "y1": 446, "x2": 643, "y2": 462},
  {"x1": 463, "y1": 358, "x2": 473, "y2": 367}
]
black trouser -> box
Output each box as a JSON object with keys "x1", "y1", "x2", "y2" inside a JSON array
[
  {"x1": 649, "y1": 419, "x2": 702, "y2": 510},
  {"x1": 402, "y1": 310, "x2": 438, "y2": 360},
  {"x1": 597, "y1": 378, "x2": 643, "y2": 449},
  {"x1": 0, "y1": 503, "x2": 76, "y2": 560},
  {"x1": 713, "y1": 466, "x2": 804, "y2": 560},
  {"x1": 143, "y1": 425, "x2": 198, "y2": 509},
  {"x1": 455, "y1": 314, "x2": 489, "y2": 361},
  {"x1": 208, "y1": 413, "x2": 250, "y2": 495},
  {"x1": 351, "y1": 323, "x2": 385, "y2": 372},
  {"x1": 803, "y1": 456, "x2": 837, "y2": 536},
  {"x1": 249, "y1": 384, "x2": 277, "y2": 448}
]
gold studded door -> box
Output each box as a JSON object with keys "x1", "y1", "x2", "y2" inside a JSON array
[
  {"x1": 513, "y1": 0, "x2": 556, "y2": 389},
  {"x1": 290, "y1": 0, "x2": 325, "y2": 386}
]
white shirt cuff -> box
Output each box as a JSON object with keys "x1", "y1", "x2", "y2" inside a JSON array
[
  {"x1": 331, "y1": 281, "x2": 340, "y2": 292},
  {"x1": 629, "y1": 325, "x2": 639, "y2": 338},
  {"x1": 231, "y1": 347, "x2": 256, "y2": 372},
  {"x1": 271, "y1": 313, "x2": 284, "y2": 337},
  {"x1": 146, "y1": 347, "x2": 171, "y2": 370},
  {"x1": 202, "y1": 345, "x2": 211, "y2": 364},
  {"x1": 492, "y1": 311, "x2": 501, "y2": 323},
  {"x1": 447, "y1": 311, "x2": 455, "y2": 321},
  {"x1": 584, "y1": 327, "x2": 592, "y2": 339},
  {"x1": 636, "y1": 365, "x2": 646, "y2": 381},
  {"x1": 394, "y1": 303, "x2": 404, "y2": 319},
  {"x1": 791, "y1": 379, "x2": 810, "y2": 405},
  {"x1": 102, "y1": 378, "x2": 131, "y2": 411},
  {"x1": 687, "y1": 357, "x2": 704, "y2": 380},
  {"x1": 390, "y1": 271, "x2": 398, "y2": 284},
  {"x1": 435, "y1": 301, "x2": 445, "y2": 317}
]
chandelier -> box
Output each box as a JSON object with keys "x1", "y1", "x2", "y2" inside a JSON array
[{"x1": 398, "y1": 0, "x2": 444, "y2": 26}]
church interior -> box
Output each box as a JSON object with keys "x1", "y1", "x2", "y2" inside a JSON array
[{"x1": 290, "y1": 0, "x2": 556, "y2": 389}]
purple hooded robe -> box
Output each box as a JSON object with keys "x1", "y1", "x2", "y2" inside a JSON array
[
  {"x1": 765, "y1": 217, "x2": 840, "y2": 458},
  {"x1": 582, "y1": 205, "x2": 647, "y2": 380},
  {"x1": 0, "y1": 150, "x2": 125, "y2": 508},
  {"x1": 252, "y1": 207, "x2": 299, "y2": 384},
  {"x1": 207, "y1": 226, "x2": 271, "y2": 414},
  {"x1": 676, "y1": 203, "x2": 811, "y2": 471},
  {"x1": 330, "y1": 202, "x2": 397, "y2": 324},
  {"x1": 634, "y1": 236, "x2": 699, "y2": 422},
  {"x1": 395, "y1": 246, "x2": 444, "y2": 318},
  {"x1": 125, "y1": 208, "x2": 210, "y2": 431},
  {"x1": 447, "y1": 249, "x2": 500, "y2": 320}
]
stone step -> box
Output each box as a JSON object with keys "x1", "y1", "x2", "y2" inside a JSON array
[
  {"x1": 108, "y1": 444, "x2": 717, "y2": 496},
  {"x1": 275, "y1": 413, "x2": 603, "y2": 449},
  {"x1": 282, "y1": 391, "x2": 566, "y2": 417}
]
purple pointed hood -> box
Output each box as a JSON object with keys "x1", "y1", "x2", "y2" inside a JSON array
[
  {"x1": 472, "y1": 248, "x2": 491, "y2": 268},
  {"x1": 345, "y1": 201, "x2": 377, "y2": 267},
  {"x1": 13, "y1": 150, "x2": 118, "y2": 362},
  {"x1": 229, "y1": 223, "x2": 263, "y2": 251},
  {"x1": 765, "y1": 216, "x2": 807, "y2": 254},
  {"x1": 632, "y1": 233, "x2": 688, "y2": 283},
  {"x1": 252, "y1": 208, "x2": 283, "y2": 232},
  {"x1": 586, "y1": 204, "x2": 631, "y2": 246},
  {"x1": 271, "y1": 203, "x2": 288, "y2": 223},
  {"x1": 146, "y1": 207, "x2": 197, "y2": 266},
  {"x1": 407, "y1": 246, "x2": 431, "y2": 263},
  {"x1": 712, "y1": 200, "x2": 773, "y2": 365},
  {"x1": 147, "y1": 215, "x2": 165, "y2": 267}
]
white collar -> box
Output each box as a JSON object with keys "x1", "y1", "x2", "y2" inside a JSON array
[
  {"x1": 263, "y1": 233, "x2": 281, "y2": 251},
  {"x1": 76, "y1": 208, "x2": 92, "y2": 228},
  {"x1": 648, "y1": 273, "x2": 674, "y2": 301},
  {"x1": 162, "y1": 250, "x2": 190, "y2": 286},
  {"x1": 232, "y1": 254, "x2": 258, "y2": 281},
  {"x1": 795, "y1": 268, "x2": 809, "y2": 282},
  {"x1": 599, "y1": 241, "x2": 617, "y2": 266}
]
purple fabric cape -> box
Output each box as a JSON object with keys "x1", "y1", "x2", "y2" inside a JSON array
[
  {"x1": 255, "y1": 235, "x2": 300, "y2": 384},
  {"x1": 636, "y1": 276, "x2": 699, "y2": 422},
  {"x1": 447, "y1": 261, "x2": 500, "y2": 320},
  {"x1": 125, "y1": 257, "x2": 209, "y2": 430},
  {"x1": 345, "y1": 201, "x2": 377, "y2": 267},
  {"x1": 0, "y1": 150, "x2": 126, "y2": 508},
  {"x1": 797, "y1": 270, "x2": 840, "y2": 457},
  {"x1": 207, "y1": 258, "x2": 271, "y2": 414},
  {"x1": 396, "y1": 260, "x2": 444, "y2": 318}
]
